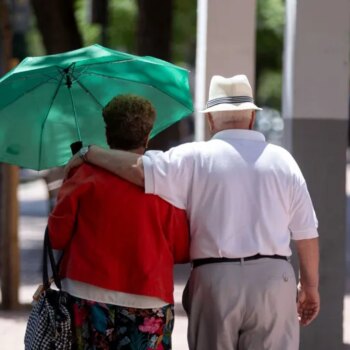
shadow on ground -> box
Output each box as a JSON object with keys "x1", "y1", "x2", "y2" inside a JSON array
[
  {"x1": 20, "y1": 247, "x2": 42, "y2": 286},
  {"x1": 20, "y1": 199, "x2": 49, "y2": 217},
  {"x1": 0, "y1": 305, "x2": 31, "y2": 319},
  {"x1": 174, "y1": 264, "x2": 191, "y2": 285}
]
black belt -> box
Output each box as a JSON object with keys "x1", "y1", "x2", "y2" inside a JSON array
[{"x1": 192, "y1": 254, "x2": 288, "y2": 268}]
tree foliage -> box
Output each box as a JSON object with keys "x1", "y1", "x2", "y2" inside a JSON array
[
  {"x1": 256, "y1": 0, "x2": 285, "y2": 110},
  {"x1": 75, "y1": 0, "x2": 196, "y2": 66},
  {"x1": 172, "y1": 0, "x2": 197, "y2": 66},
  {"x1": 108, "y1": 0, "x2": 137, "y2": 53},
  {"x1": 27, "y1": 0, "x2": 283, "y2": 110}
]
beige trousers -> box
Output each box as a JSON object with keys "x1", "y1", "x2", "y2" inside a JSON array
[{"x1": 182, "y1": 259, "x2": 299, "y2": 350}]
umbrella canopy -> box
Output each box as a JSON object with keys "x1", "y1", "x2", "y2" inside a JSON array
[{"x1": 0, "y1": 44, "x2": 193, "y2": 170}]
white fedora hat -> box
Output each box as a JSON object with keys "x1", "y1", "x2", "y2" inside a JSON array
[{"x1": 201, "y1": 74, "x2": 262, "y2": 113}]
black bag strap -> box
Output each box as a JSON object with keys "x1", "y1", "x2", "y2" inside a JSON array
[{"x1": 43, "y1": 226, "x2": 62, "y2": 290}]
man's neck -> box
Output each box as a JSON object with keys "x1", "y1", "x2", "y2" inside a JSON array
[{"x1": 211, "y1": 125, "x2": 252, "y2": 137}]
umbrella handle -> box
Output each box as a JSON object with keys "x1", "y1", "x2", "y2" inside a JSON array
[{"x1": 70, "y1": 141, "x2": 83, "y2": 155}]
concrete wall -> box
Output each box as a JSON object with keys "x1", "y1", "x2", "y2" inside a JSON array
[
  {"x1": 283, "y1": 0, "x2": 350, "y2": 348},
  {"x1": 195, "y1": 0, "x2": 256, "y2": 140},
  {"x1": 195, "y1": 0, "x2": 350, "y2": 347}
]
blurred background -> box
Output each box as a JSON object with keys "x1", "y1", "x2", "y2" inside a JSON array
[
  {"x1": 0, "y1": 0, "x2": 349, "y2": 349},
  {"x1": 1, "y1": 0, "x2": 287, "y2": 212},
  {"x1": 1, "y1": 0, "x2": 286, "y2": 149}
]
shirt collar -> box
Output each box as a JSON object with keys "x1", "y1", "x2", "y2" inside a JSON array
[{"x1": 212, "y1": 129, "x2": 266, "y2": 142}]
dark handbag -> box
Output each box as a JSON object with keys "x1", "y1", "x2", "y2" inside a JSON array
[{"x1": 24, "y1": 226, "x2": 73, "y2": 350}]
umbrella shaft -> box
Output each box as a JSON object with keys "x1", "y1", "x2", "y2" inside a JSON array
[{"x1": 68, "y1": 85, "x2": 82, "y2": 141}]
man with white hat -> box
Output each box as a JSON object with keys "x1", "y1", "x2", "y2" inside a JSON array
[{"x1": 66, "y1": 74, "x2": 320, "y2": 350}]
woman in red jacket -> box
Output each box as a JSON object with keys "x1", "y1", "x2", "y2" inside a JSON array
[{"x1": 48, "y1": 94, "x2": 190, "y2": 349}]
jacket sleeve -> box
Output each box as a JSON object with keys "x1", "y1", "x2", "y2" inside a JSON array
[
  {"x1": 166, "y1": 207, "x2": 191, "y2": 264},
  {"x1": 47, "y1": 166, "x2": 90, "y2": 250}
]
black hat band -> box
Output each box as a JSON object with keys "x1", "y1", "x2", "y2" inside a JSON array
[{"x1": 206, "y1": 96, "x2": 254, "y2": 108}]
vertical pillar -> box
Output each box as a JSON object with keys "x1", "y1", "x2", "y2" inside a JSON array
[
  {"x1": 0, "y1": 165, "x2": 19, "y2": 309},
  {"x1": 195, "y1": 0, "x2": 257, "y2": 140},
  {"x1": 283, "y1": 0, "x2": 349, "y2": 348},
  {"x1": 0, "y1": 0, "x2": 20, "y2": 310}
]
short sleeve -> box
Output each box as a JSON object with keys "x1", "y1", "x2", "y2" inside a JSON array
[
  {"x1": 143, "y1": 144, "x2": 195, "y2": 210},
  {"x1": 289, "y1": 171, "x2": 319, "y2": 240}
]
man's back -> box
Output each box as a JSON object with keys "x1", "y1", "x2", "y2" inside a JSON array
[{"x1": 144, "y1": 129, "x2": 318, "y2": 259}]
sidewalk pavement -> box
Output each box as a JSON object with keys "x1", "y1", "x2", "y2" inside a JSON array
[{"x1": 0, "y1": 178, "x2": 349, "y2": 349}]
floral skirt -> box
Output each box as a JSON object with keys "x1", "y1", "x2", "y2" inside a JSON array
[{"x1": 71, "y1": 296, "x2": 174, "y2": 350}]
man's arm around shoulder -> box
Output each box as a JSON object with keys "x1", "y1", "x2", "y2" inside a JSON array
[{"x1": 65, "y1": 145, "x2": 145, "y2": 187}]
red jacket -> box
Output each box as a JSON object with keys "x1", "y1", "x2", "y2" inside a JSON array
[{"x1": 48, "y1": 164, "x2": 190, "y2": 304}]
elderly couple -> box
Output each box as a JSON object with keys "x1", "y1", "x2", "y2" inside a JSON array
[{"x1": 48, "y1": 74, "x2": 320, "y2": 350}]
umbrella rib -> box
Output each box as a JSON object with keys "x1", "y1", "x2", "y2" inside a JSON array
[
  {"x1": 73, "y1": 58, "x2": 136, "y2": 70},
  {"x1": 38, "y1": 73, "x2": 66, "y2": 170},
  {"x1": 0, "y1": 77, "x2": 57, "y2": 112},
  {"x1": 0, "y1": 67, "x2": 65, "y2": 86},
  {"x1": 0, "y1": 73, "x2": 59, "y2": 85},
  {"x1": 65, "y1": 58, "x2": 137, "y2": 84},
  {"x1": 72, "y1": 75, "x2": 104, "y2": 108},
  {"x1": 72, "y1": 57, "x2": 188, "y2": 71},
  {"x1": 76, "y1": 72, "x2": 193, "y2": 111}
]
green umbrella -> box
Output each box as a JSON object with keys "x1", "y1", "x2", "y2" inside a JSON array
[{"x1": 0, "y1": 44, "x2": 193, "y2": 170}]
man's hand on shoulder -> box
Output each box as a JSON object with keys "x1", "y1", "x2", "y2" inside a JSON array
[{"x1": 64, "y1": 147, "x2": 86, "y2": 178}]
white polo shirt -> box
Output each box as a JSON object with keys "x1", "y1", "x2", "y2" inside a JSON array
[{"x1": 143, "y1": 129, "x2": 318, "y2": 259}]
